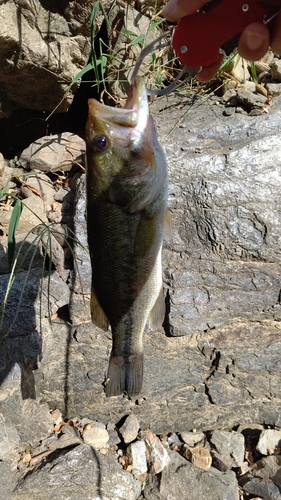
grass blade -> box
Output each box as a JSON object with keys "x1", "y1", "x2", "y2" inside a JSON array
[{"x1": 8, "y1": 199, "x2": 23, "y2": 270}]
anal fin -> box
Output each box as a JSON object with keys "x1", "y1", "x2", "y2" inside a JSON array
[
  {"x1": 149, "y1": 287, "x2": 165, "y2": 329},
  {"x1": 90, "y1": 287, "x2": 109, "y2": 331}
]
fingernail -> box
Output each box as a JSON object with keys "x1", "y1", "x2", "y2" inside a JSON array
[
  {"x1": 162, "y1": 0, "x2": 182, "y2": 21},
  {"x1": 245, "y1": 30, "x2": 267, "y2": 50}
]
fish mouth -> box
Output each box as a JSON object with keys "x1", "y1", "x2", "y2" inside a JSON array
[{"x1": 87, "y1": 77, "x2": 149, "y2": 132}]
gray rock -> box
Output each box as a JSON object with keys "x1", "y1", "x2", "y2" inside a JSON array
[
  {"x1": 83, "y1": 422, "x2": 109, "y2": 450},
  {"x1": 210, "y1": 430, "x2": 245, "y2": 468},
  {"x1": 13, "y1": 443, "x2": 142, "y2": 500},
  {"x1": 256, "y1": 429, "x2": 281, "y2": 455},
  {"x1": 0, "y1": 461, "x2": 17, "y2": 499},
  {"x1": 0, "y1": 414, "x2": 21, "y2": 466},
  {"x1": 0, "y1": 1, "x2": 90, "y2": 114},
  {"x1": 143, "y1": 449, "x2": 239, "y2": 500},
  {"x1": 20, "y1": 133, "x2": 85, "y2": 172},
  {"x1": 271, "y1": 60, "x2": 281, "y2": 81},
  {"x1": 140, "y1": 429, "x2": 170, "y2": 474},
  {"x1": 236, "y1": 89, "x2": 267, "y2": 108},
  {"x1": 181, "y1": 431, "x2": 205, "y2": 447},
  {"x1": 127, "y1": 440, "x2": 148, "y2": 477},
  {"x1": 119, "y1": 414, "x2": 140, "y2": 444},
  {"x1": 242, "y1": 477, "x2": 281, "y2": 500},
  {"x1": 250, "y1": 455, "x2": 281, "y2": 489},
  {"x1": 266, "y1": 83, "x2": 281, "y2": 96}
]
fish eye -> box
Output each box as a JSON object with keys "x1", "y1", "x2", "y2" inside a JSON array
[{"x1": 91, "y1": 134, "x2": 109, "y2": 152}]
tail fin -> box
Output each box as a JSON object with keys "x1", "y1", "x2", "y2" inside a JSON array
[{"x1": 105, "y1": 354, "x2": 143, "y2": 397}]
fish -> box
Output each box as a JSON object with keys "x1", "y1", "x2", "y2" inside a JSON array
[{"x1": 85, "y1": 77, "x2": 169, "y2": 397}]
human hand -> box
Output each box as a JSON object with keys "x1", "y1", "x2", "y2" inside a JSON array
[{"x1": 162, "y1": 0, "x2": 281, "y2": 82}]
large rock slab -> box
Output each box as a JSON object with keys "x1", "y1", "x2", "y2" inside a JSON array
[{"x1": 2, "y1": 96, "x2": 281, "y2": 436}]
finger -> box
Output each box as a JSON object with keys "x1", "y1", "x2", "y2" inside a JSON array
[
  {"x1": 196, "y1": 53, "x2": 224, "y2": 82},
  {"x1": 238, "y1": 22, "x2": 270, "y2": 61},
  {"x1": 163, "y1": 0, "x2": 211, "y2": 21},
  {"x1": 271, "y1": 10, "x2": 281, "y2": 54}
]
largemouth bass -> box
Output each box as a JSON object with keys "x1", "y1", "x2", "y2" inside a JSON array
[{"x1": 85, "y1": 77, "x2": 168, "y2": 397}]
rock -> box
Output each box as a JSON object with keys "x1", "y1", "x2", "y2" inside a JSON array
[
  {"x1": 210, "y1": 430, "x2": 245, "y2": 467},
  {"x1": 222, "y1": 88, "x2": 238, "y2": 104},
  {"x1": 20, "y1": 172, "x2": 56, "y2": 213},
  {"x1": 236, "y1": 89, "x2": 267, "y2": 108},
  {"x1": 0, "y1": 1, "x2": 90, "y2": 115},
  {"x1": 256, "y1": 429, "x2": 281, "y2": 455},
  {"x1": 119, "y1": 414, "x2": 140, "y2": 444},
  {"x1": 0, "y1": 414, "x2": 21, "y2": 466},
  {"x1": 143, "y1": 449, "x2": 239, "y2": 500},
  {"x1": 82, "y1": 421, "x2": 109, "y2": 450},
  {"x1": 266, "y1": 83, "x2": 281, "y2": 96},
  {"x1": 0, "y1": 461, "x2": 17, "y2": 498},
  {"x1": 140, "y1": 429, "x2": 170, "y2": 474},
  {"x1": 168, "y1": 432, "x2": 183, "y2": 450},
  {"x1": 240, "y1": 81, "x2": 256, "y2": 93},
  {"x1": 182, "y1": 445, "x2": 212, "y2": 470},
  {"x1": 256, "y1": 83, "x2": 268, "y2": 96},
  {"x1": 126, "y1": 440, "x2": 148, "y2": 478},
  {"x1": 0, "y1": 151, "x2": 5, "y2": 180},
  {"x1": 19, "y1": 133, "x2": 85, "y2": 172},
  {"x1": 242, "y1": 477, "x2": 281, "y2": 500},
  {"x1": 271, "y1": 60, "x2": 281, "y2": 81},
  {"x1": 180, "y1": 431, "x2": 205, "y2": 447},
  {"x1": 250, "y1": 455, "x2": 281, "y2": 489},
  {"x1": 13, "y1": 443, "x2": 142, "y2": 500},
  {"x1": 255, "y1": 60, "x2": 271, "y2": 74},
  {"x1": 230, "y1": 56, "x2": 250, "y2": 82}
]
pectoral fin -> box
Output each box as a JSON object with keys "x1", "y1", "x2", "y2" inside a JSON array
[
  {"x1": 90, "y1": 287, "x2": 109, "y2": 331},
  {"x1": 149, "y1": 286, "x2": 165, "y2": 329}
]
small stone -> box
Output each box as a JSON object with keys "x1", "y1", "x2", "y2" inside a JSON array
[
  {"x1": 271, "y1": 60, "x2": 281, "y2": 80},
  {"x1": 210, "y1": 430, "x2": 245, "y2": 468},
  {"x1": 126, "y1": 440, "x2": 147, "y2": 478},
  {"x1": 182, "y1": 446, "x2": 212, "y2": 470},
  {"x1": 141, "y1": 429, "x2": 170, "y2": 474},
  {"x1": 240, "y1": 81, "x2": 256, "y2": 93},
  {"x1": 180, "y1": 431, "x2": 204, "y2": 447},
  {"x1": 211, "y1": 451, "x2": 231, "y2": 472},
  {"x1": 222, "y1": 80, "x2": 237, "y2": 93},
  {"x1": 256, "y1": 429, "x2": 281, "y2": 456},
  {"x1": 222, "y1": 88, "x2": 238, "y2": 106},
  {"x1": 230, "y1": 56, "x2": 250, "y2": 82},
  {"x1": 51, "y1": 409, "x2": 62, "y2": 425},
  {"x1": 167, "y1": 432, "x2": 182, "y2": 450},
  {"x1": 19, "y1": 132, "x2": 85, "y2": 172},
  {"x1": 223, "y1": 107, "x2": 236, "y2": 116},
  {"x1": 265, "y1": 83, "x2": 281, "y2": 97},
  {"x1": 255, "y1": 83, "x2": 268, "y2": 97},
  {"x1": 249, "y1": 109, "x2": 264, "y2": 116},
  {"x1": 254, "y1": 60, "x2": 271, "y2": 74},
  {"x1": 83, "y1": 422, "x2": 109, "y2": 450},
  {"x1": 119, "y1": 414, "x2": 139, "y2": 444},
  {"x1": 236, "y1": 89, "x2": 267, "y2": 108}
]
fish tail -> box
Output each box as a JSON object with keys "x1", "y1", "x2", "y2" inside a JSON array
[{"x1": 105, "y1": 353, "x2": 143, "y2": 397}]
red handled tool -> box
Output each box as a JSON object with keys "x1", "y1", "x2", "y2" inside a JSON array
[
  {"x1": 132, "y1": 0, "x2": 278, "y2": 95},
  {"x1": 172, "y1": 0, "x2": 277, "y2": 68}
]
